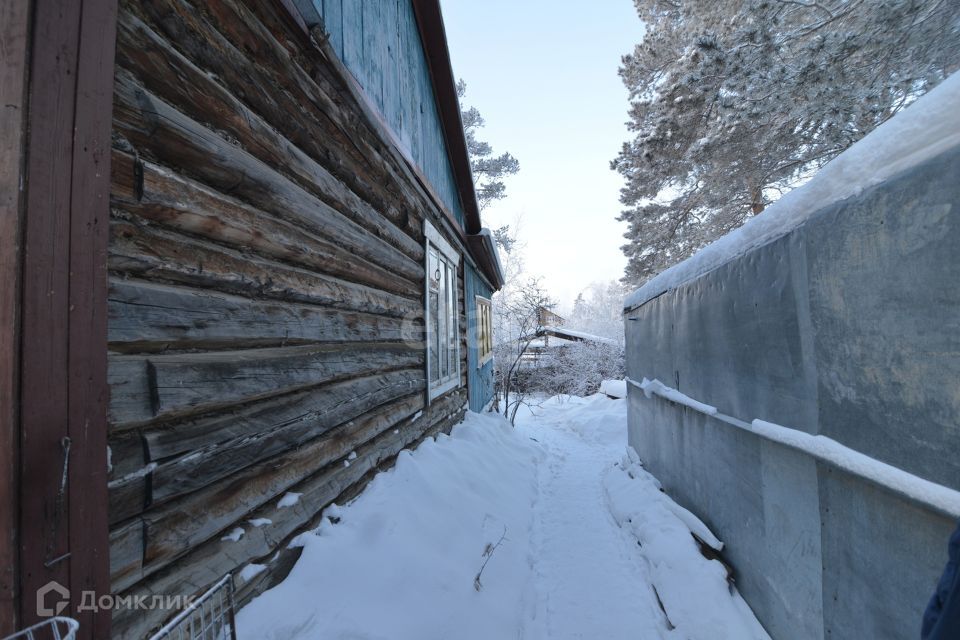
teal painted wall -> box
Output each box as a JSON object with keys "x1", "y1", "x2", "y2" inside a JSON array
[
  {"x1": 308, "y1": 0, "x2": 466, "y2": 227},
  {"x1": 465, "y1": 263, "x2": 495, "y2": 412}
]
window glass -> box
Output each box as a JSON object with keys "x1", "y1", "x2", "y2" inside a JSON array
[
  {"x1": 424, "y1": 223, "x2": 460, "y2": 400},
  {"x1": 476, "y1": 296, "x2": 493, "y2": 364}
]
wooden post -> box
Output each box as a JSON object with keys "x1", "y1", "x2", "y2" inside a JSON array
[
  {"x1": 16, "y1": 0, "x2": 117, "y2": 637},
  {"x1": 0, "y1": 0, "x2": 31, "y2": 633}
]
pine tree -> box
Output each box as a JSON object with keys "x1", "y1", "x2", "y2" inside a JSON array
[
  {"x1": 614, "y1": 0, "x2": 960, "y2": 285},
  {"x1": 457, "y1": 80, "x2": 520, "y2": 212}
]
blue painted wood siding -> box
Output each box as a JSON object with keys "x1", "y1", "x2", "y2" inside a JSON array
[
  {"x1": 465, "y1": 263, "x2": 495, "y2": 412},
  {"x1": 310, "y1": 0, "x2": 466, "y2": 227}
]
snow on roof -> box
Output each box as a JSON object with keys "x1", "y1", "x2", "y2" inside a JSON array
[
  {"x1": 625, "y1": 70, "x2": 960, "y2": 311},
  {"x1": 477, "y1": 227, "x2": 505, "y2": 284},
  {"x1": 542, "y1": 326, "x2": 619, "y2": 345}
]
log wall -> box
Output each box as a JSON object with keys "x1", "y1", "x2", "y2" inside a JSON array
[{"x1": 108, "y1": 1, "x2": 469, "y2": 636}]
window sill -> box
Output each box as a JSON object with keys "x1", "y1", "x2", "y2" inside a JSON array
[{"x1": 428, "y1": 376, "x2": 460, "y2": 401}]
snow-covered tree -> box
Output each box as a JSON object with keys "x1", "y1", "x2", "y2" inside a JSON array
[
  {"x1": 458, "y1": 80, "x2": 520, "y2": 211},
  {"x1": 567, "y1": 281, "x2": 627, "y2": 345},
  {"x1": 613, "y1": 0, "x2": 960, "y2": 285},
  {"x1": 493, "y1": 277, "x2": 555, "y2": 424}
]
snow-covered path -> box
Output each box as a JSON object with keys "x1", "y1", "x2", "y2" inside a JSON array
[
  {"x1": 515, "y1": 399, "x2": 668, "y2": 638},
  {"x1": 237, "y1": 394, "x2": 769, "y2": 640}
]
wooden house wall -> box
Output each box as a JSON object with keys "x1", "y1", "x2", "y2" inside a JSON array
[
  {"x1": 309, "y1": 0, "x2": 467, "y2": 227},
  {"x1": 465, "y1": 264, "x2": 496, "y2": 412},
  {"x1": 106, "y1": 0, "x2": 469, "y2": 636}
]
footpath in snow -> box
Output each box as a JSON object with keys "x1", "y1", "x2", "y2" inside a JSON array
[{"x1": 237, "y1": 394, "x2": 769, "y2": 640}]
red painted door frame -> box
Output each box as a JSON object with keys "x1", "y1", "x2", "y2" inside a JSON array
[
  {"x1": 0, "y1": 0, "x2": 31, "y2": 633},
  {"x1": 3, "y1": 0, "x2": 117, "y2": 636}
]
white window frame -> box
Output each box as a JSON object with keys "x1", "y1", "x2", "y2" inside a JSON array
[
  {"x1": 475, "y1": 295, "x2": 493, "y2": 367},
  {"x1": 424, "y1": 221, "x2": 461, "y2": 402}
]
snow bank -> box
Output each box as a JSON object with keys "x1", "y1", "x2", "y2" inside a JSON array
[
  {"x1": 625, "y1": 70, "x2": 960, "y2": 310},
  {"x1": 600, "y1": 379, "x2": 628, "y2": 398},
  {"x1": 237, "y1": 412, "x2": 543, "y2": 640},
  {"x1": 604, "y1": 453, "x2": 770, "y2": 640}
]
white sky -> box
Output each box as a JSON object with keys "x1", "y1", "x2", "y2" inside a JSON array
[{"x1": 440, "y1": 0, "x2": 645, "y2": 313}]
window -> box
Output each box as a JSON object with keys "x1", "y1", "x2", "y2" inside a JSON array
[
  {"x1": 424, "y1": 221, "x2": 461, "y2": 400},
  {"x1": 476, "y1": 296, "x2": 493, "y2": 366}
]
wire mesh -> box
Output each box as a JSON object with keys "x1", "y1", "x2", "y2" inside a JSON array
[
  {"x1": 1, "y1": 617, "x2": 79, "y2": 640},
  {"x1": 147, "y1": 574, "x2": 238, "y2": 640}
]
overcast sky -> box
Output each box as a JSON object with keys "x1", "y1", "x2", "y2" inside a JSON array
[{"x1": 440, "y1": 0, "x2": 645, "y2": 313}]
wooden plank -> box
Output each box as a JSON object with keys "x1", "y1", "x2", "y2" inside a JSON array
[
  {"x1": 148, "y1": 370, "x2": 426, "y2": 503},
  {"x1": 361, "y1": 0, "x2": 384, "y2": 113},
  {"x1": 108, "y1": 343, "x2": 423, "y2": 427},
  {"x1": 341, "y1": 0, "x2": 364, "y2": 75},
  {"x1": 322, "y1": 0, "x2": 344, "y2": 59},
  {"x1": 67, "y1": 2, "x2": 116, "y2": 633},
  {"x1": 108, "y1": 278, "x2": 416, "y2": 351},
  {"x1": 108, "y1": 216, "x2": 422, "y2": 317},
  {"x1": 383, "y1": 0, "x2": 400, "y2": 142},
  {"x1": 111, "y1": 71, "x2": 423, "y2": 285},
  {"x1": 18, "y1": 0, "x2": 82, "y2": 625},
  {"x1": 18, "y1": 0, "x2": 116, "y2": 634},
  {"x1": 143, "y1": 369, "x2": 424, "y2": 460},
  {"x1": 0, "y1": 0, "x2": 30, "y2": 629},
  {"x1": 114, "y1": 11, "x2": 422, "y2": 253},
  {"x1": 141, "y1": 391, "x2": 432, "y2": 576},
  {"x1": 111, "y1": 388, "x2": 466, "y2": 638}
]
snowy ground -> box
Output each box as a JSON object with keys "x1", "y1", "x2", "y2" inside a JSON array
[{"x1": 237, "y1": 394, "x2": 769, "y2": 639}]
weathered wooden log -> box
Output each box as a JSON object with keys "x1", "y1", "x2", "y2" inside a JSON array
[
  {"x1": 112, "y1": 70, "x2": 422, "y2": 285},
  {"x1": 227, "y1": 0, "x2": 452, "y2": 233},
  {"x1": 126, "y1": 0, "x2": 429, "y2": 230},
  {"x1": 110, "y1": 389, "x2": 464, "y2": 627},
  {"x1": 114, "y1": 11, "x2": 422, "y2": 253},
  {"x1": 232, "y1": 544, "x2": 303, "y2": 612},
  {"x1": 111, "y1": 150, "x2": 420, "y2": 300},
  {"x1": 147, "y1": 371, "x2": 426, "y2": 503},
  {"x1": 142, "y1": 369, "x2": 424, "y2": 461},
  {"x1": 108, "y1": 342, "x2": 423, "y2": 427},
  {"x1": 108, "y1": 469, "x2": 149, "y2": 526},
  {"x1": 109, "y1": 217, "x2": 422, "y2": 317},
  {"x1": 108, "y1": 278, "x2": 418, "y2": 352},
  {"x1": 107, "y1": 429, "x2": 146, "y2": 482},
  {"x1": 109, "y1": 519, "x2": 145, "y2": 594},
  {"x1": 141, "y1": 392, "x2": 432, "y2": 574},
  {"x1": 108, "y1": 355, "x2": 154, "y2": 431}
]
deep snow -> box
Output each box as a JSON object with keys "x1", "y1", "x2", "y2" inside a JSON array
[{"x1": 237, "y1": 395, "x2": 769, "y2": 639}]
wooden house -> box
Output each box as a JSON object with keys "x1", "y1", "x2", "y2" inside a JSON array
[{"x1": 1, "y1": 0, "x2": 504, "y2": 637}]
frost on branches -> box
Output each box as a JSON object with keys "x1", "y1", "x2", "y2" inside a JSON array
[{"x1": 613, "y1": 0, "x2": 960, "y2": 285}]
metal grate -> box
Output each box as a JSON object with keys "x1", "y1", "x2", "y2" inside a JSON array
[
  {"x1": 2, "y1": 617, "x2": 79, "y2": 640},
  {"x1": 147, "y1": 574, "x2": 238, "y2": 640}
]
